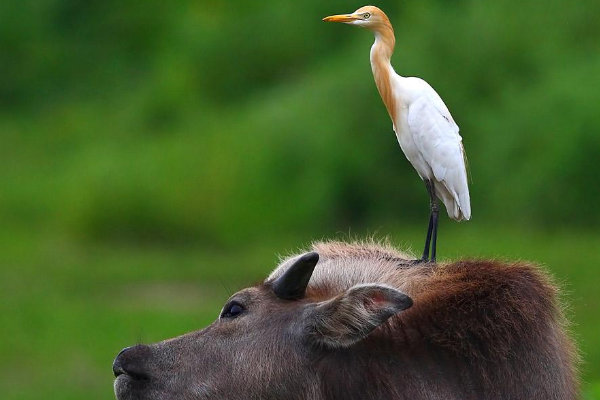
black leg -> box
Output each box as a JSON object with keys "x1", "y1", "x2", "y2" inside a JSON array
[
  {"x1": 399, "y1": 180, "x2": 439, "y2": 267},
  {"x1": 430, "y1": 201, "x2": 439, "y2": 263},
  {"x1": 424, "y1": 180, "x2": 439, "y2": 263},
  {"x1": 421, "y1": 211, "x2": 433, "y2": 261}
]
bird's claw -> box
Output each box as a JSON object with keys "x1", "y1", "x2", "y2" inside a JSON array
[{"x1": 398, "y1": 258, "x2": 436, "y2": 267}]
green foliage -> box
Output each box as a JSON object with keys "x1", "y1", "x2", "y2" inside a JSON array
[
  {"x1": 2, "y1": 0, "x2": 600, "y2": 244},
  {"x1": 1, "y1": 0, "x2": 599, "y2": 398}
]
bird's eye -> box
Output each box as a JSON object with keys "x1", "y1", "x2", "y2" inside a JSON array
[
  {"x1": 221, "y1": 302, "x2": 245, "y2": 319},
  {"x1": 363, "y1": 12, "x2": 371, "y2": 19}
]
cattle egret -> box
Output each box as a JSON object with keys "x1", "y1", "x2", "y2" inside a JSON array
[{"x1": 323, "y1": 6, "x2": 471, "y2": 263}]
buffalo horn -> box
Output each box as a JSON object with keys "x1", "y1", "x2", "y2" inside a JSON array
[{"x1": 272, "y1": 252, "x2": 319, "y2": 300}]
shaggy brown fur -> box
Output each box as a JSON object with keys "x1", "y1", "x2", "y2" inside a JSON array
[
  {"x1": 270, "y1": 240, "x2": 579, "y2": 399},
  {"x1": 113, "y1": 240, "x2": 579, "y2": 400}
]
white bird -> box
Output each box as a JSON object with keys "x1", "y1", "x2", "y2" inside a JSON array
[{"x1": 324, "y1": 5, "x2": 470, "y2": 263}]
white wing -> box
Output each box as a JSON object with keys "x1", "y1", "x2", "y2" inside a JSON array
[{"x1": 407, "y1": 87, "x2": 471, "y2": 221}]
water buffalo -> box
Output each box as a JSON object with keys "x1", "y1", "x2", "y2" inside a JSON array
[{"x1": 113, "y1": 241, "x2": 579, "y2": 399}]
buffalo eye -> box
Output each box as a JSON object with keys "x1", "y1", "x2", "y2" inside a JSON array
[{"x1": 221, "y1": 302, "x2": 245, "y2": 319}]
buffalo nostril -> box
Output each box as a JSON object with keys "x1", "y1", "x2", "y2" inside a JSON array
[
  {"x1": 113, "y1": 361, "x2": 125, "y2": 378},
  {"x1": 113, "y1": 347, "x2": 132, "y2": 378},
  {"x1": 116, "y1": 346, "x2": 133, "y2": 358},
  {"x1": 113, "y1": 345, "x2": 151, "y2": 380}
]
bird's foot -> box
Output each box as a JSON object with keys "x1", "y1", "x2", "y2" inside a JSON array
[{"x1": 398, "y1": 257, "x2": 435, "y2": 267}]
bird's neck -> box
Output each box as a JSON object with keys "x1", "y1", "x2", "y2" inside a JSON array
[{"x1": 370, "y1": 25, "x2": 397, "y2": 122}]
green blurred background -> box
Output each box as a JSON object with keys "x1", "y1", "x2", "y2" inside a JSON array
[{"x1": 1, "y1": 0, "x2": 599, "y2": 398}]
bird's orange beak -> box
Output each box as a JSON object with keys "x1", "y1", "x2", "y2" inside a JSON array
[{"x1": 322, "y1": 13, "x2": 359, "y2": 23}]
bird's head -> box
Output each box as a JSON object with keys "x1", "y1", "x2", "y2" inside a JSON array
[{"x1": 323, "y1": 5, "x2": 391, "y2": 32}]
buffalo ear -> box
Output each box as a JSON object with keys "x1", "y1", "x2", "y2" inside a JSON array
[
  {"x1": 306, "y1": 284, "x2": 412, "y2": 348},
  {"x1": 272, "y1": 252, "x2": 319, "y2": 300}
]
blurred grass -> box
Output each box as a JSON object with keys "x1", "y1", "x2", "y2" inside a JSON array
[{"x1": 1, "y1": 223, "x2": 599, "y2": 399}]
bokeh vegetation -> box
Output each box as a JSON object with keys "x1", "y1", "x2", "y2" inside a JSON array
[{"x1": 1, "y1": 0, "x2": 599, "y2": 398}]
